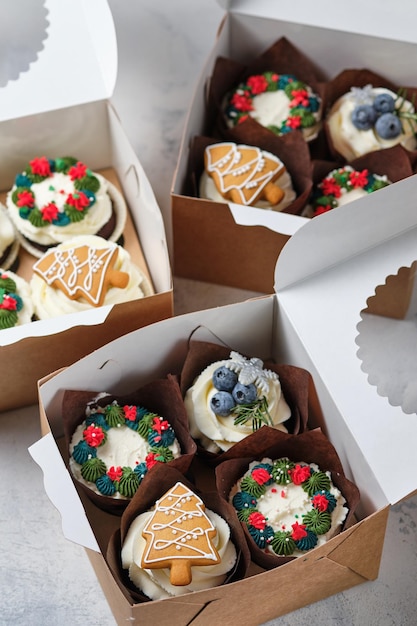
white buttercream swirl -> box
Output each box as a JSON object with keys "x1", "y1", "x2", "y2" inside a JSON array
[
  {"x1": 327, "y1": 86, "x2": 417, "y2": 161},
  {"x1": 121, "y1": 508, "x2": 237, "y2": 599},
  {"x1": 184, "y1": 357, "x2": 291, "y2": 453}
]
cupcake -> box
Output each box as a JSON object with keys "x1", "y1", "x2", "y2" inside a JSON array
[
  {"x1": 216, "y1": 429, "x2": 360, "y2": 569},
  {"x1": 111, "y1": 465, "x2": 250, "y2": 601},
  {"x1": 0, "y1": 204, "x2": 19, "y2": 270},
  {"x1": 230, "y1": 457, "x2": 349, "y2": 557},
  {"x1": 30, "y1": 234, "x2": 153, "y2": 319},
  {"x1": 181, "y1": 341, "x2": 310, "y2": 458},
  {"x1": 326, "y1": 84, "x2": 417, "y2": 161},
  {"x1": 64, "y1": 378, "x2": 197, "y2": 512},
  {"x1": 223, "y1": 71, "x2": 322, "y2": 141},
  {"x1": 308, "y1": 165, "x2": 391, "y2": 217},
  {"x1": 6, "y1": 156, "x2": 126, "y2": 256},
  {"x1": 0, "y1": 269, "x2": 33, "y2": 329},
  {"x1": 199, "y1": 141, "x2": 296, "y2": 211}
]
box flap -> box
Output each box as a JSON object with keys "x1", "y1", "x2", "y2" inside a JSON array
[
  {"x1": 228, "y1": 203, "x2": 307, "y2": 236},
  {"x1": 219, "y1": 1, "x2": 417, "y2": 44},
  {"x1": 274, "y1": 175, "x2": 417, "y2": 505},
  {"x1": 0, "y1": 0, "x2": 117, "y2": 121},
  {"x1": 28, "y1": 433, "x2": 99, "y2": 551}
]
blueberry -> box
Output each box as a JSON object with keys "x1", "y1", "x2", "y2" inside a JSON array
[
  {"x1": 232, "y1": 383, "x2": 258, "y2": 405},
  {"x1": 210, "y1": 391, "x2": 235, "y2": 416},
  {"x1": 351, "y1": 105, "x2": 377, "y2": 130},
  {"x1": 212, "y1": 366, "x2": 238, "y2": 391},
  {"x1": 374, "y1": 112, "x2": 402, "y2": 139},
  {"x1": 373, "y1": 93, "x2": 395, "y2": 114}
]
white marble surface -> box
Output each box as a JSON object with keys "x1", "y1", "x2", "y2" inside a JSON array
[{"x1": 1, "y1": 1, "x2": 417, "y2": 625}]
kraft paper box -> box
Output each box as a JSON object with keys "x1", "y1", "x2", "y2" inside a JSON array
[
  {"x1": 29, "y1": 177, "x2": 417, "y2": 624},
  {"x1": 171, "y1": 0, "x2": 417, "y2": 295},
  {"x1": 0, "y1": 0, "x2": 172, "y2": 412}
]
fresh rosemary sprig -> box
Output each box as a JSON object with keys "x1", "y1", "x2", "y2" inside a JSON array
[{"x1": 232, "y1": 395, "x2": 273, "y2": 432}]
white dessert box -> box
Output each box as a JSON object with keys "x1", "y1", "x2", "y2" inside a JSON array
[
  {"x1": 171, "y1": 0, "x2": 417, "y2": 294},
  {"x1": 0, "y1": 0, "x2": 172, "y2": 412},
  {"x1": 30, "y1": 172, "x2": 417, "y2": 624}
]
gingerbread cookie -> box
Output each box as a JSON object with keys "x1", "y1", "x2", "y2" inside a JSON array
[
  {"x1": 30, "y1": 235, "x2": 153, "y2": 319},
  {"x1": 203, "y1": 142, "x2": 287, "y2": 207},
  {"x1": 141, "y1": 482, "x2": 220, "y2": 586},
  {"x1": 33, "y1": 239, "x2": 129, "y2": 307}
]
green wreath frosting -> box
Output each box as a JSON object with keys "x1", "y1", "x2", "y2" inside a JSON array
[
  {"x1": 232, "y1": 458, "x2": 346, "y2": 556},
  {"x1": 11, "y1": 156, "x2": 100, "y2": 228},
  {"x1": 70, "y1": 400, "x2": 181, "y2": 499},
  {"x1": 224, "y1": 72, "x2": 321, "y2": 136}
]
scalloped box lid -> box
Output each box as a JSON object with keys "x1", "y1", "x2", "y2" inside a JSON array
[
  {"x1": 273, "y1": 176, "x2": 417, "y2": 509},
  {"x1": 0, "y1": 0, "x2": 117, "y2": 121},
  {"x1": 216, "y1": 0, "x2": 417, "y2": 44}
]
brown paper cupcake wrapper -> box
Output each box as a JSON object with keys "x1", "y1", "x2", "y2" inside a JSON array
[
  {"x1": 179, "y1": 340, "x2": 312, "y2": 466},
  {"x1": 215, "y1": 428, "x2": 360, "y2": 570},
  {"x1": 106, "y1": 464, "x2": 251, "y2": 604},
  {"x1": 62, "y1": 375, "x2": 197, "y2": 514},
  {"x1": 188, "y1": 132, "x2": 313, "y2": 216},
  {"x1": 207, "y1": 37, "x2": 327, "y2": 145},
  {"x1": 304, "y1": 144, "x2": 415, "y2": 217},
  {"x1": 324, "y1": 68, "x2": 417, "y2": 162}
]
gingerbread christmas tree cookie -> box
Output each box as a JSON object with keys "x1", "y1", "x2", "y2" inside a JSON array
[
  {"x1": 204, "y1": 142, "x2": 286, "y2": 206},
  {"x1": 141, "y1": 482, "x2": 220, "y2": 585}
]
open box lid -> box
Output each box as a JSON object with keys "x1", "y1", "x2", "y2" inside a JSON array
[
  {"x1": 274, "y1": 174, "x2": 417, "y2": 506},
  {"x1": 0, "y1": 0, "x2": 117, "y2": 121},
  {"x1": 217, "y1": 0, "x2": 417, "y2": 44}
]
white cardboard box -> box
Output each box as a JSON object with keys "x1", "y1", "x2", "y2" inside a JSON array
[
  {"x1": 0, "y1": 0, "x2": 172, "y2": 411},
  {"x1": 29, "y1": 171, "x2": 417, "y2": 623},
  {"x1": 171, "y1": 0, "x2": 417, "y2": 293}
]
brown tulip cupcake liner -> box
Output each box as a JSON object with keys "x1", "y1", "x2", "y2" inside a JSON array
[
  {"x1": 189, "y1": 131, "x2": 314, "y2": 216},
  {"x1": 306, "y1": 144, "x2": 414, "y2": 217},
  {"x1": 207, "y1": 36, "x2": 327, "y2": 144},
  {"x1": 323, "y1": 68, "x2": 417, "y2": 162},
  {"x1": 215, "y1": 428, "x2": 361, "y2": 570},
  {"x1": 179, "y1": 339, "x2": 312, "y2": 466},
  {"x1": 106, "y1": 464, "x2": 251, "y2": 604},
  {"x1": 62, "y1": 375, "x2": 197, "y2": 515}
]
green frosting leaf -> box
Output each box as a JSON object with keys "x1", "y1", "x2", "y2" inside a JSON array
[
  {"x1": 302, "y1": 508, "x2": 332, "y2": 535},
  {"x1": 240, "y1": 476, "x2": 266, "y2": 498},
  {"x1": 0, "y1": 309, "x2": 18, "y2": 330},
  {"x1": 55, "y1": 156, "x2": 78, "y2": 173},
  {"x1": 303, "y1": 471, "x2": 331, "y2": 497},
  {"x1": 271, "y1": 531, "x2": 296, "y2": 556},
  {"x1": 74, "y1": 175, "x2": 100, "y2": 193},
  {"x1": 0, "y1": 276, "x2": 17, "y2": 292},
  {"x1": 104, "y1": 403, "x2": 125, "y2": 428},
  {"x1": 271, "y1": 458, "x2": 295, "y2": 485},
  {"x1": 150, "y1": 446, "x2": 174, "y2": 463},
  {"x1": 80, "y1": 457, "x2": 107, "y2": 482},
  {"x1": 136, "y1": 412, "x2": 157, "y2": 438},
  {"x1": 64, "y1": 204, "x2": 88, "y2": 222},
  {"x1": 28, "y1": 208, "x2": 48, "y2": 227},
  {"x1": 118, "y1": 467, "x2": 140, "y2": 498}
]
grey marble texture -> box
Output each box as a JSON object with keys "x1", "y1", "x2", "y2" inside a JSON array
[{"x1": 0, "y1": 1, "x2": 416, "y2": 625}]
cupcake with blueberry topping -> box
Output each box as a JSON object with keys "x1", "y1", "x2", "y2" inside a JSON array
[
  {"x1": 181, "y1": 341, "x2": 310, "y2": 461},
  {"x1": 325, "y1": 72, "x2": 417, "y2": 161}
]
